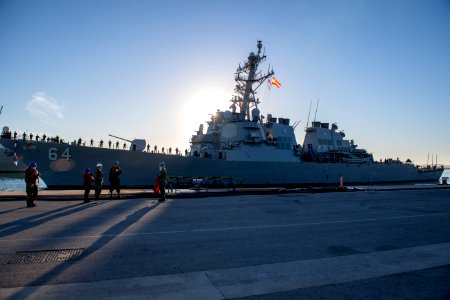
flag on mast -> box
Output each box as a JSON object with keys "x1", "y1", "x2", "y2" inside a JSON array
[{"x1": 271, "y1": 76, "x2": 281, "y2": 88}]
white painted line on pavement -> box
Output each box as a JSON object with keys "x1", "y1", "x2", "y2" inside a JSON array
[{"x1": 1, "y1": 212, "x2": 448, "y2": 242}]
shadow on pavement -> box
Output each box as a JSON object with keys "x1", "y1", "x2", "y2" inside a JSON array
[{"x1": 7, "y1": 201, "x2": 161, "y2": 299}]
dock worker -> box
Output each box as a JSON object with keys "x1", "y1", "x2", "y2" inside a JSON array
[
  {"x1": 82, "y1": 168, "x2": 95, "y2": 203},
  {"x1": 94, "y1": 163, "x2": 104, "y2": 200},
  {"x1": 109, "y1": 161, "x2": 122, "y2": 199},
  {"x1": 25, "y1": 162, "x2": 40, "y2": 207},
  {"x1": 158, "y1": 161, "x2": 167, "y2": 202}
]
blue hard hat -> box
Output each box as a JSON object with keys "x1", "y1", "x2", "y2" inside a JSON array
[
  {"x1": 29, "y1": 162, "x2": 37, "y2": 168},
  {"x1": 114, "y1": 161, "x2": 119, "y2": 165},
  {"x1": 84, "y1": 168, "x2": 91, "y2": 173}
]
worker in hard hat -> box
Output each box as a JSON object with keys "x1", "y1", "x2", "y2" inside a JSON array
[
  {"x1": 109, "y1": 161, "x2": 122, "y2": 199},
  {"x1": 94, "y1": 163, "x2": 104, "y2": 200},
  {"x1": 82, "y1": 167, "x2": 95, "y2": 203},
  {"x1": 24, "y1": 162, "x2": 40, "y2": 207},
  {"x1": 158, "y1": 161, "x2": 167, "y2": 202}
]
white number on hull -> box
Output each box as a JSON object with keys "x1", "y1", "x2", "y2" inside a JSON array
[
  {"x1": 48, "y1": 148, "x2": 71, "y2": 161},
  {"x1": 61, "y1": 148, "x2": 72, "y2": 160},
  {"x1": 48, "y1": 148, "x2": 58, "y2": 160}
]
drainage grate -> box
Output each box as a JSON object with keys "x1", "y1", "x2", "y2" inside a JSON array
[{"x1": 7, "y1": 249, "x2": 84, "y2": 264}]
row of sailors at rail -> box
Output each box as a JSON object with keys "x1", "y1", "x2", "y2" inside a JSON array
[
  {"x1": 1, "y1": 129, "x2": 188, "y2": 155},
  {"x1": 82, "y1": 139, "x2": 189, "y2": 155},
  {"x1": 86, "y1": 140, "x2": 188, "y2": 155},
  {"x1": 2, "y1": 130, "x2": 65, "y2": 144}
]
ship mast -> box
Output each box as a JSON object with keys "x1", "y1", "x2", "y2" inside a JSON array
[{"x1": 233, "y1": 41, "x2": 274, "y2": 120}]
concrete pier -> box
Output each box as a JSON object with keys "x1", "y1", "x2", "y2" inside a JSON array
[
  {"x1": 1, "y1": 183, "x2": 449, "y2": 201},
  {"x1": 1, "y1": 188, "x2": 449, "y2": 299}
]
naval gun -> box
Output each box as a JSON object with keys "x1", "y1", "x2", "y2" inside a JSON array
[{"x1": 108, "y1": 134, "x2": 146, "y2": 151}]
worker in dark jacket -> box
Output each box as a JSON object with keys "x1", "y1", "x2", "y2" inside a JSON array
[
  {"x1": 94, "y1": 163, "x2": 104, "y2": 200},
  {"x1": 82, "y1": 168, "x2": 95, "y2": 203},
  {"x1": 109, "y1": 161, "x2": 122, "y2": 199},
  {"x1": 158, "y1": 161, "x2": 167, "y2": 202},
  {"x1": 25, "y1": 162, "x2": 40, "y2": 207}
]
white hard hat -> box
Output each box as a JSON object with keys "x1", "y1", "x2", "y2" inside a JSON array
[{"x1": 96, "y1": 163, "x2": 103, "y2": 168}]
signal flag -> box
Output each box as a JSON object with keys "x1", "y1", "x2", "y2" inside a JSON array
[{"x1": 271, "y1": 76, "x2": 281, "y2": 88}]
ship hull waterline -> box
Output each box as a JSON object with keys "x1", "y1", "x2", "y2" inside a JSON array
[{"x1": 1, "y1": 138, "x2": 443, "y2": 189}]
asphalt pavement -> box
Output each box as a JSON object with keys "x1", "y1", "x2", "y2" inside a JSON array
[{"x1": 0, "y1": 188, "x2": 449, "y2": 299}]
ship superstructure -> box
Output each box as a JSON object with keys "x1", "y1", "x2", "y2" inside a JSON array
[
  {"x1": 189, "y1": 41, "x2": 374, "y2": 165},
  {"x1": 190, "y1": 41, "x2": 300, "y2": 162}
]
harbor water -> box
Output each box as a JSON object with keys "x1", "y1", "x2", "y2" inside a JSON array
[
  {"x1": 0, "y1": 172, "x2": 47, "y2": 191},
  {"x1": 1, "y1": 170, "x2": 449, "y2": 192}
]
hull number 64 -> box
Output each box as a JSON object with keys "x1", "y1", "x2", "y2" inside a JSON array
[{"x1": 48, "y1": 148, "x2": 72, "y2": 161}]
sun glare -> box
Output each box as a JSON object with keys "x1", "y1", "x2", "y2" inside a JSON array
[{"x1": 181, "y1": 88, "x2": 231, "y2": 138}]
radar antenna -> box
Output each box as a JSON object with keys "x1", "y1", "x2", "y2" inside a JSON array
[
  {"x1": 313, "y1": 99, "x2": 320, "y2": 122},
  {"x1": 306, "y1": 100, "x2": 312, "y2": 128},
  {"x1": 232, "y1": 41, "x2": 274, "y2": 120}
]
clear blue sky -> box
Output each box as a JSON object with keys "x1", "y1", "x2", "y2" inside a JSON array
[{"x1": 1, "y1": 0, "x2": 449, "y2": 164}]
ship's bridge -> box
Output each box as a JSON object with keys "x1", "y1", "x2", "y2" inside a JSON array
[{"x1": 189, "y1": 110, "x2": 300, "y2": 162}]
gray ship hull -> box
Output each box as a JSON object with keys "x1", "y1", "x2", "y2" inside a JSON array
[
  {"x1": 0, "y1": 138, "x2": 443, "y2": 189},
  {"x1": 0, "y1": 142, "x2": 26, "y2": 175}
]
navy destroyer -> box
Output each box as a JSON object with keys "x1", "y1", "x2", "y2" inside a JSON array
[{"x1": 0, "y1": 41, "x2": 443, "y2": 188}]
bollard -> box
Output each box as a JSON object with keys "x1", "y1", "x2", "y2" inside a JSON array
[{"x1": 340, "y1": 176, "x2": 344, "y2": 188}]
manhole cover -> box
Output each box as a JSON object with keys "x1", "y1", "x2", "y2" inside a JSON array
[{"x1": 7, "y1": 249, "x2": 83, "y2": 264}]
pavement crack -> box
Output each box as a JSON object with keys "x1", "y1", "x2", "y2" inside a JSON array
[{"x1": 204, "y1": 271, "x2": 226, "y2": 299}]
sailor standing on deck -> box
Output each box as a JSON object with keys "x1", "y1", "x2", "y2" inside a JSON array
[
  {"x1": 25, "y1": 162, "x2": 40, "y2": 207},
  {"x1": 82, "y1": 168, "x2": 95, "y2": 203},
  {"x1": 109, "y1": 161, "x2": 122, "y2": 199},
  {"x1": 94, "y1": 163, "x2": 104, "y2": 200}
]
